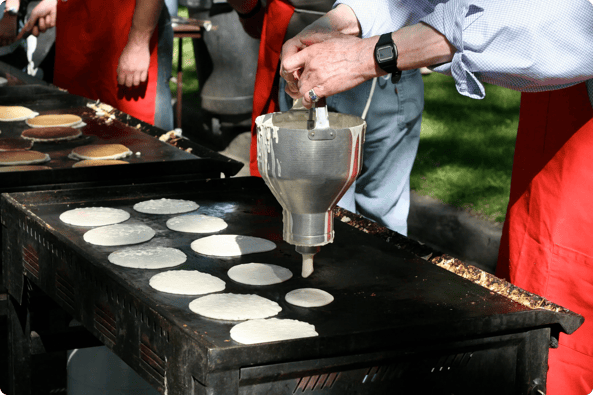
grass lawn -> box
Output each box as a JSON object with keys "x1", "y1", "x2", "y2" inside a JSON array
[
  {"x1": 413, "y1": 74, "x2": 520, "y2": 223},
  {"x1": 170, "y1": 8, "x2": 199, "y2": 96},
  {"x1": 172, "y1": 6, "x2": 520, "y2": 223}
]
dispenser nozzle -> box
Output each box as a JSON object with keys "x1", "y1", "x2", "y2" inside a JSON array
[{"x1": 296, "y1": 245, "x2": 321, "y2": 278}]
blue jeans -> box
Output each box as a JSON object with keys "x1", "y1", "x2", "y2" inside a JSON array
[
  {"x1": 279, "y1": 70, "x2": 423, "y2": 236},
  {"x1": 154, "y1": 6, "x2": 174, "y2": 131}
]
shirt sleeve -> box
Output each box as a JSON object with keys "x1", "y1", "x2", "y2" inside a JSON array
[
  {"x1": 333, "y1": 0, "x2": 450, "y2": 38},
  {"x1": 421, "y1": 0, "x2": 593, "y2": 99}
]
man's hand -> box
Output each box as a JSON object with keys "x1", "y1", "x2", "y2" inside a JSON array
[
  {"x1": 116, "y1": 0, "x2": 162, "y2": 87},
  {"x1": 282, "y1": 34, "x2": 379, "y2": 108},
  {"x1": 0, "y1": 13, "x2": 18, "y2": 47},
  {"x1": 116, "y1": 41, "x2": 150, "y2": 87},
  {"x1": 16, "y1": 0, "x2": 56, "y2": 41},
  {"x1": 278, "y1": 4, "x2": 364, "y2": 108}
]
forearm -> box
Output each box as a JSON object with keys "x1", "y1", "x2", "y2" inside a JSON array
[
  {"x1": 392, "y1": 23, "x2": 455, "y2": 71},
  {"x1": 4, "y1": 0, "x2": 20, "y2": 11},
  {"x1": 300, "y1": 4, "x2": 361, "y2": 37},
  {"x1": 128, "y1": 0, "x2": 163, "y2": 47},
  {"x1": 347, "y1": 23, "x2": 456, "y2": 81}
]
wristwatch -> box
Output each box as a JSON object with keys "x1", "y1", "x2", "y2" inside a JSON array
[{"x1": 374, "y1": 33, "x2": 401, "y2": 84}]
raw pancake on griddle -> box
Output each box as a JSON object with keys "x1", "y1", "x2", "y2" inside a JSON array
[
  {"x1": 0, "y1": 137, "x2": 33, "y2": 151},
  {"x1": 188, "y1": 293, "x2": 281, "y2": 321},
  {"x1": 0, "y1": 165, "x2": 51, "y2": 172},
  {"x1": 191, "y1": 235, "x2": 276, "y2": 257},
  {"x1": 231, "y1": 318, "x2": 319, "y2": 344},
  {"x1": 83, "y1": 223, "x2": 155, "y2": 246},
  {"x1": 0, "y1": 106, "x2": 38, "y2": 122},
  {"x1": 59, "y1": 207, "x2": 130, "y2": 227},
  {"x1": 149, "y1": 270, "x2": 226, "y2": 295},
  {"x1": 166, "y1": 214, "x2": 228, "y2": 233},
  {"x1": 72, "y1": 159, "x2": 129, "y2": 168},
  {"x1": 133, "y1": 198, "x2": 199, "y2": 215},
  {"x1": 70, "y1": 144, "x2": 132, "y2": 160},
  {"x1": 230, "y1": 318, "x2": 318, "y2": 344},
  {"x1": 285, "y1": 288, "x2": 334, "y2": 307},
  {"x1": 108, "y1": 247, "x2": 187, "y2": 269},
  {"x1": 228, "y1": 263, "x2": 292, "y2": 286},
  {"x1": 0, "y1": 151, "x2": 50, "y2": 166},
  {"x1": 26, "y1": 114, "x2": 83, "y2": 128},
  {"x1": 21, "y1": 127, "x2": 82, "y2": 142}
]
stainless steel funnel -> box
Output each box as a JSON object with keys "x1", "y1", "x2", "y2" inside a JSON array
[{"x1": 256, "y1": 108, "x2": 366, "y2": 277}]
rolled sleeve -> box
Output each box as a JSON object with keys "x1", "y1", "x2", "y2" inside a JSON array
[
  {"x1": 422, "y1": 0, "x2": 593, "y2": 99},
  {"x1": 333, "y1": 0, "x2": 393, "y2": 38}
]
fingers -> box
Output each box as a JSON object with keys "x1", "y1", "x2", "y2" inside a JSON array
[{"x1": 117, "y1": 69, "x2": 148, "y2": 88}]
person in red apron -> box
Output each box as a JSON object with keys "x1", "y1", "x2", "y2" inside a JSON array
[
  {"x1": 19, "y1": 0, "x2": 174, "y2": 130},
  {"x1": 229, "y1": 0, "x2": 294, "y2": 177},
  {"x1": 496, "y1": 82, "x2": 593, "y2": 393}
]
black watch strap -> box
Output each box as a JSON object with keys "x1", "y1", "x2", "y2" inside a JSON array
[{"x1": 374, "y1": 33, "x2": 402, "y2": 84}]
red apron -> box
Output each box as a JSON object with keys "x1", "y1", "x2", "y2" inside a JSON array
[
  {"x1": 496, "y1": 82, "x2": 593, "y2": 394},
  {"x1": 249, "y1": 0, "x2": 295, "y2": 176},
  {"x1": 53, "y1": 1, "x2": 160, "y2": 125}
]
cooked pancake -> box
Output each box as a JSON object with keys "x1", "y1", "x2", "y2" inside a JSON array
[
  {"x1": 26, "y1": 114, "x2": 83, "y2": 128},
  {"x1": 0, "y1": 150, "x2": 50, "y2": 165},
  {"x1": 70, "y1": 144, "x2": 132, "y2": 160},
  {"x1": 21, "y1": 127, "x2": 82, "y2": 142},
  {"x1": 0, "y1": 165, "x2": 51, "y2": 172},
  {"x1": 0, "y1": 106, "x2": 38, "y2": 122},
  {"x1": 0, "y1": 138, "x2": 33, "y2": 151},
  {"x1": 72, "y1": 159, "x2": 129, "y2": 168}
]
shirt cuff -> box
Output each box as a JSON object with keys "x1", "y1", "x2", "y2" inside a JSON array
[
  {"x1": 333, "y1": 0, "x2": 378, "y2": 38},
  {"x1": 421, "y1": 1, "x2": 486, "y2": 100}
]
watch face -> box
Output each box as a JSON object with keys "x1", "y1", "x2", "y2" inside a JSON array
[{"x1": 377, "y1": 46, "x2": 394, "y2": 62}]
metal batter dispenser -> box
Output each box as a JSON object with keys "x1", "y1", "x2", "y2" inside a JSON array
[{"x1": 256, "y1": 105, "x2": 366, "y2": 277}]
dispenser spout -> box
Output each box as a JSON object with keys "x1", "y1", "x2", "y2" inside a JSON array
[{"x1": 296, "y1": 245, "x2": 321, "y2": 278}]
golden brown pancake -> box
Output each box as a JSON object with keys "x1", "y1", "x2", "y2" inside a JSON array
[
  {"x1": 0, "y1": 150, "x2": 50, "y2": 165},
  {"x1": 21, "y1": 127, "x2": 82, "y2": 142},
  {"x1": 0, "y1": 165, "x2": 51, "y2": 172},
  {"x1": 0, "y1": 138, "x2": 34, "y2": 151},
  {"x1": 26, "y1": 114, "x2": 82, "y2": 128},
  {"x1": 0, "y1": 106, "x2": 37, "y2": 121},
  {"x1": 70, "y1": 144, "x2": 132, "y2": 160},
  {"x1": 72, "y1": 159, "x2": 129, "y2": 167}
]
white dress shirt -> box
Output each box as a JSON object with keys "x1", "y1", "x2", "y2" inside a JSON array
[{"x1": 335, "y1": 0, "x2": 593, "y2": 99}]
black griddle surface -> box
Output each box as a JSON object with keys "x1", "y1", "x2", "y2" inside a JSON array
[
  {"x1": 0, "y1": 104, "x2": 194, "y2": 168},
  {"x1": 0, "y1": 92, "x2": 242, "y2": 191},
  {"x1": 1, "y1": 177, "x2": 579, "y2": 372}
]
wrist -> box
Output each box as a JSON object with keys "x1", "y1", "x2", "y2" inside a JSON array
[{"x1": 127, "y1": 28, "x2": 152, "y2": 48}]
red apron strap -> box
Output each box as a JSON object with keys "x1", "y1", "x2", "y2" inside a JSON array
[{"x1": 249, "y1": 0, "x2": 295, "y2": 176}]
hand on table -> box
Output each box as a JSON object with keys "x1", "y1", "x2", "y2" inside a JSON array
[
  {"x1": 117, "y1": 41, "x2": 150, "y2": 87},
  {"x1": 16, "y1": 0, "x2": 56, "y2": 40}
]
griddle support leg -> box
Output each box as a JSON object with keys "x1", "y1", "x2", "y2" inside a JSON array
[
  {"x1": 7, "y1": 294, "x2": 31, "y2": 395},
  {"x1": 193, "y1": 371, "x2": 239, "y2": 395}
]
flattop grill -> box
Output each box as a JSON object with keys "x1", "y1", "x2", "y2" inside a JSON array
[
  {"x1": 1, "y1": 177, "x2": 583, "y2": 395},
  {"x1": 0, "y1": 63, "x2": 244, "y2": 392},
  {"x1": 0, "y1": 64, "x2": 242, "y2": 288}
]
